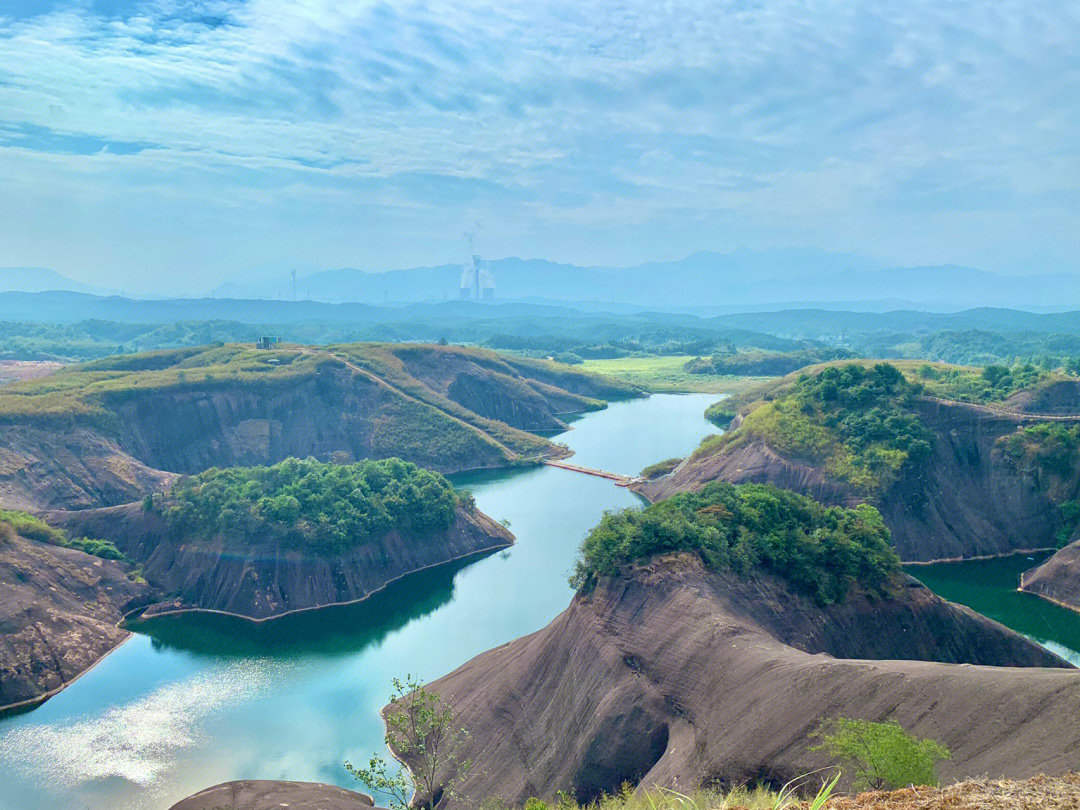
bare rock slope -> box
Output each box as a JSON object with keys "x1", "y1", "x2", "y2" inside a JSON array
[
  {"x1": 1022, "y1": 541, "x2": 1080, "y2": 613},
  {"x1": 50, "y1": 501, "x2": 513, "y2": 621},
  {"x1": 425, "y1": 557, "x2": 1078, "y2": 806},
  {"x1": 0, "y1": 525, "x2": 149, "y2": 710}
]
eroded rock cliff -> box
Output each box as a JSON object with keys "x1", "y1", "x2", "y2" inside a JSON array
[
  {"x1": 1022, "y1": 541, "x2": 1080, "y2": 613},
  {"x1": 49, "y1": 501, "x2": 513, "y2": 621},
  {"x1": 0, "y1": 526, "x2": 149, "y2": 710},
  {"x1": 639, "y1": 398, "x2": 1070, "y2": 562}
]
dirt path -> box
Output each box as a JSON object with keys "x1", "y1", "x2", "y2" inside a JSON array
[{"x1": 920, "y1": 396, "x2": 1080, "y2": 422}]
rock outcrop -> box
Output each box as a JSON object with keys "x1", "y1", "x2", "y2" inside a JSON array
[
  {"x1": 424, "y1": 557, "x2": 1078, "y2": 806},
  {"x1": 0, "y1": 526, "x2": 149, "y2": 710},
  {"x1": 49, "y1": 501, "x2": 514, "y2": 621},
  {"x1": 1021, "y1": 541, "x2": 1080, "y2": 613},
  {"x1": 168, "y1": 780, "x2": 378, "y2": 810},
  {"x1": 639, "y1": 398, "x2": 1070, "y2": 562}
]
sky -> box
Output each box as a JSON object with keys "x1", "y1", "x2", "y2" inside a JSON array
[{"x1": 0, "y1": 1, "x2": 1078, "y2": 295}]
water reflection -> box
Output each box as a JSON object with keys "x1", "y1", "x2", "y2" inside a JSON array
[{"x1": 128, "y1": 554, "x2": 484, "y2": 659}]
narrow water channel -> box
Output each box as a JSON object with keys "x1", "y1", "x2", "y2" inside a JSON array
[
  {"x1": 906, "y1": 552, "x2": 1080, "y2": 667},
  {"x1": 0, "y1": 394, "x2": 719, "y2": 810}
]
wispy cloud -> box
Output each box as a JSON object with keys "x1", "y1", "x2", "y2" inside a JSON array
[{"x1": 0, "y1": 0, "x2": 1078, "y2": 291}]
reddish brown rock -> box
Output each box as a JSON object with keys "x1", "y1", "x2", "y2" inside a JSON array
[
  {"x1": 0, "y1": 526, "x2": 149, "y2": 711},
  {"x1": 1022, "y1": 541, "x2": 1080, "y2": 613},
  {"x1": 424, "y1": 557, "x2": 1079, "y2": 806},
  {"x1": 168, "y1": 780, "x2": 378, "y2": 810}
]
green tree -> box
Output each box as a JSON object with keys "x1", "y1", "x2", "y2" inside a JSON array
[
  {"x1": 811, "y1": 717, "x2": 951, "y2": 791},
  {"x1": 346, "y1": 676, "x2": 472, "y2": 810}
]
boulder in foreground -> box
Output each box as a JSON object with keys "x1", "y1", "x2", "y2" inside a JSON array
[{"x1": 167, "y1": 779, "x2": 378, "y2": 810}]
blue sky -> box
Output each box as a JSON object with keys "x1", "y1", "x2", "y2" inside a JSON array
[{"x1": 0, "y1": 0, "x2": 1078, "y2": 294}]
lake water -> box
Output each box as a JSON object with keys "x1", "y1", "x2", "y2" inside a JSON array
[
  {"x1": 906, "y1": 552, "x2": 1080, "y2": 667},
  {"x1": 0, "y1": 394, "x2": 721, "y2": 810}
]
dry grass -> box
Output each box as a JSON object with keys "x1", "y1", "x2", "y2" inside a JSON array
[{"x1": 822, "y1": 773, "x2": 1080, "y2": 810}]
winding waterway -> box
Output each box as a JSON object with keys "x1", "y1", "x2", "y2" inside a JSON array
[{"x1": 0, "y1": 394, "x2": 720, "y2": 810}]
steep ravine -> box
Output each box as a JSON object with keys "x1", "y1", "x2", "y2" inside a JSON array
[
  {"x1": 423, "y1": 557, "x2": 1078, "y2": 807},
  {"x1": 638, "y1": 398, "x2": 1069, "y2": 562}
]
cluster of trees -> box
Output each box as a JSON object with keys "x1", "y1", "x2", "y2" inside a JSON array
[
  {"x1": 0, "y1": 509, "x2": 129, "y2": 561},
  {"x1": 856, "y1": 328, "x2": 1080, "y2": 371},
  {"x1": 721, "y1": 363, "x2": 934, "y2": 494},
  {"x1": 684, "y1": 347, "x2": 856, "y2": 377},
  {"x1": 165, "y1": 457, "x2": 464, "y2": 555},
  {"x1": 914, "y1": 362, "x2": 1047, "y2": 403},
  {"x1": 570, "y1": 481, "x2": 900, "y2": 605}
]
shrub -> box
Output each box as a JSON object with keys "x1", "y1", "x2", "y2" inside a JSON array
[
  {"x1": 0, "y1": 509, "x2": 129, "y2": 562},
  {"x1": 570, "y1": 481, "x2": 900, "y2": 605},
  {"x1": 695, "y1": 363, "x2": 935, "y2": 495},
  {"x1": 638, "y1": 458, "x2": 682, "y2": 479},
  {"x1": 811, "y1": 717, "x2": 951, "y2": 791}
]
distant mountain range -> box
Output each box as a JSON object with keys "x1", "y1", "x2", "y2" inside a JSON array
[
  {"x1": 0, "y1": 267, "x2": 121, "y2": 297},
  {"x1": 211, "y1": 250, "x2": 1079, "y2": 311},
  {"x1": 6, "y1": 249, "x2": 1079, "y2": 311}
]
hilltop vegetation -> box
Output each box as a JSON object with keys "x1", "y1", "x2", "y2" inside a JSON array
[
  {"x1": 685, "y1": 347, "x2": 856, "y2": 377},
  {"x1": 571, "y1": 481, "x2": 900, "y2": 605},
  {"x1": 163, "y1": 457, "x2": 464, "y2": 555},
  {"x1": 699, "y1": 364, "x2": 933, "y2": 495},
  {"x1": 698, "y1": 361, "x2": 1076, "y2": 494}
]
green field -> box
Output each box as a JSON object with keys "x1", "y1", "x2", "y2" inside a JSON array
[{"x1": 580, "y1": 355, "x2": 770, "y2": 393}]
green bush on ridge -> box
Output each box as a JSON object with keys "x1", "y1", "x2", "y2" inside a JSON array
[
  {"x1": 0, "y1": 509, "x2": 130, "y2": 562},
  {"x1": 570, "y1": 481, "x2": 900, "y2": 605},
  {"x1": 699, "y1": 363, "x2": 934, "y2": 495}
]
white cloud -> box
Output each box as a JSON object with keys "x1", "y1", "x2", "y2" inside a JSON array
[{"x1": 0, "y1": 0, "x2": 1077, "y2": 289}]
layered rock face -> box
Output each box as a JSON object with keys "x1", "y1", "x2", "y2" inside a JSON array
[
  {"x1": 0, "y1": 527, "x2": 149, "y2": 710},
  {"x1": 50, "y1": 502, "x2": 513, "y2": 621},
  {"x1": 1022, "y1": 541, "x2": 1080, "y2": 612},
  {"x1": 639, "y1": 399, "x2": 1066, "y2": 562},
  {"x1": 425, "y1": 557, "x2": 1078, "y2": 806}
]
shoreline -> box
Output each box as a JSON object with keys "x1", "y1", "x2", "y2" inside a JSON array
[
  {"x1": 1018, "y1": 573, "x2": 1080, "y2": 617},
  {"x1": 0, "y1": 538, "x2": 513, "y2": 716},
  {"x1": 128, "y1": 539, "x2": 514, "y2": 625},
  {"x1": 903, "y1": 547, "x2": 1056, "y2": 566},
  {"x1": 0, "y1": 629, "x2": 133, "y2": 717}
]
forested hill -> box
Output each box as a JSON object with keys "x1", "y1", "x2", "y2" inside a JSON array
[
  {"x1": 641, "y1": 361, "x2": 1080, "y2": 562},
  {"x1": 0, "y1": 342, "x2": 638, "y2": 511}
]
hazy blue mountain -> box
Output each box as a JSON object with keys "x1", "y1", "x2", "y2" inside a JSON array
[
  {"x1": 211, "y1": 250, "x2": 1077, "y2": 311},
  {"x1": 0, "y1": 267, "x2": 121, "y2": 296}
]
